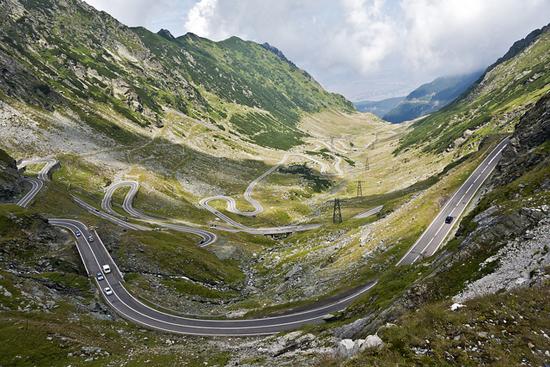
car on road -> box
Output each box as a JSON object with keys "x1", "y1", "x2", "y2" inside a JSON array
[
  {"x1": 96, "y1": 272, "x2": 104, "y2": 281},
  {"x1": 445, "y1": 216, "x2": 454, "y2": 224},
  {"x1": 102, "y1": 264, "x2": 111, "y2": 274},
  {"x1": 103, "y1": 287, "x2": 113, "y2": 296},
  {"x1": 88, "y1": 235, "x2": 94, "y2": 242},
  {"x1": 75, "y1": 231, "x2": 81, "y2": 237}
]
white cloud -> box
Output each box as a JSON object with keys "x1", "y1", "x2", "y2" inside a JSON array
[
  {"x1": 85, "y1": 0, "x2": 550, "y2": 100},
  {"x1": 184, "y1": 0, "x2": 220, "y2": 37},
  {"x1": 400, "y1": 0, "x2": 550, "y2": 76},
  {"x1": 84, "y1": 0, "x2": 195, "y2": 36},
  {"x1": 338, "y1": 0, "x2": 398, "y2": 73}
]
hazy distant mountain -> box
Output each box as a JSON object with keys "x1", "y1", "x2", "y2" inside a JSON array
[
  {"x1": 353, "y1": 96, "x2": 405, "y2": 117},
  {"x1": 398, "y1": 23, "x2": 549, "y2": 153},
  {"x1": 383, "y1": 71, "x2": 484, "y2": 123}
]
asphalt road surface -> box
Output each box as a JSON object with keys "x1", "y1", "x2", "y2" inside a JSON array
[
  {"x1": 16, "y1": 159, "x2": 58, "y2": 208},
  {"x1": 102, "y1": 181, "x2": 217, "y2": 246},
  {"x1": 16, "y1": 177, "x2": 43, "y2": 208},
  {"x1": 397, "y1": 138, "x2": 509, "y2": 266},
  {"x1": 353, "y1": 205, "x2": 383, "y2": 219},
  {"x1": 50, "y1": 218, "x2": 376, "y2": 336},
  {"x1": 198, "y1": 150, "x2": 339, "y2": 234},
  {"x1": 15, "y1": 138, "x2": 507, "y2": 336},
  {"x1": 72, "y1": 195, "x2": 150, "y2": 231}
]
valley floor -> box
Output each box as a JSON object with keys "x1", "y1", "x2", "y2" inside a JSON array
[{"x1": 1, "y1": 96, "x2": 548, "y2": 366}]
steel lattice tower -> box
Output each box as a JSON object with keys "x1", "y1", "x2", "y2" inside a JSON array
[{"x1": 333, "y1": 198, "x2": 342, "y2": 224}]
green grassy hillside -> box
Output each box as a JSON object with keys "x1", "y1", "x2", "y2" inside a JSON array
[
  {"x1": 397, "y1": 24, "x2": 549, "y2": 154},
  {"x1": 0, "y1": 0, "x2": 352, "y2": 150},
  {"x1": 133, "y1": 29, "x2": 353, "y2": 149}
]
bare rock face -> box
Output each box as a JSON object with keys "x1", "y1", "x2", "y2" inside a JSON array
[
  {"x1": 0, "y1": 148, "x2": 23, "y2": 201},
  {"x1": 494, "y1": 93, "x2": 550, "y2": 186},
  {"x1": 0, "y1": 50, "x2": 62, "y2": 111}
]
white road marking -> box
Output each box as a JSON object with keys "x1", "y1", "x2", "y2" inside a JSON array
[
  {"x1": 398, "y1": 138, "x2": 509, "y2": 266},
  {"x1": 51, "y1": 219, "x2": 378, "y2": 336}
]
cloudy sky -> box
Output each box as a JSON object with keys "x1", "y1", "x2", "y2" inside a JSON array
[{"x1": 84, "y1": 0, "x2": 549, "y2": 101}]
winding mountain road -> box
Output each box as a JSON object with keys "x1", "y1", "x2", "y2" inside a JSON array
[
  {"x1": 16, "y1": 159, "x2": 58, "y2": 208},
  {"x1": 50, "y1": 218, "x2": 377, "y2": 336},
  {"x1": 73, "y1": 195, "x2": 150, "y2": 232},
  {"x1": 9, "y1": 138, "x2": 508, "y2": 336},
  {"x1": 17, "y1": 177, "x2": 43, "y2": 208},
  {"x1": 315, "y1": 140, "x2": 345, "y2": 176},
  {"x1": 198, "y1": 150, "x2": 340, "y2": 234},
  {"x1": 397, "y1": 138, "x2": 509, "y2": 265},
  {"x1": 353, "y1": 205, "x2": 383, "y2": 219},
  {"x1": 102, "y1": 181, "x2": 217, "y2": 246}
]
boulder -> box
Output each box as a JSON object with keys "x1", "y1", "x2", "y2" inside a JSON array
[
  {"x1": 336, "y1": 339, "x2": 357, "y2": 358},
  {"x1": 336, "y1": 335, "x2": 384, "y2": 358},
  {"x1": 360, "y1": 335, "x2": 384, "y2": 350}
]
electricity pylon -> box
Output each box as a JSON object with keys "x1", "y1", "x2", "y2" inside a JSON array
[
  {"x1": 356, "y1": 181, "x2": 363, "y2": 197},
  {"x1": 333, "y1": 198, "x2": 342, "y2": 224}
]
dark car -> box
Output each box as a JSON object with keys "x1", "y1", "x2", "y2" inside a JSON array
[
  {"x1": 88, "y1": 235, "x2": 94, "y2": 242},
  {"x1": 445, "y1": 216, "x2": 454, "y2": 224}
]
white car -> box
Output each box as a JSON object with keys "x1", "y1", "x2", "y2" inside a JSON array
[
  {"x1": 102, "y1": 264, "x2": 111, "y2": 274},
  {"x1": 104, "y1": 287, "x2": 113, "y2": 296}
]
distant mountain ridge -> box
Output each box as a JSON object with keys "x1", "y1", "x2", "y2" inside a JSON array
[
  {"x1": 353, "y1": 96, "x2": 405, "y2": 117},
  {"x1": 397, "y1": 23, "x2": 550, "y2": 153},
  {"x1": 383, "y1": 71, "x2": 483, "y2": 123}
]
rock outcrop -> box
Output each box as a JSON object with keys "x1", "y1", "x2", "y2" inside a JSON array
[
  {"x1": 493, "y1": 93, "x2": 550, "y2": 186},
  {"x1": 0, "y1": 148, "x2": 22, "y2": 201}
]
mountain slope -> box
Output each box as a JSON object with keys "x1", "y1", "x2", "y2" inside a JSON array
[
  {"x1": 337, "y1": 92, "x2": 550, "y2": 367},
  {"x1": 397, "y1": 23, "x2": 550, "y2": 153},
  {"x1": 0, "y1": 148, "x2": 23, "y2": 202},
  {"x1": 353, "y1": 96, "x2": 405, "y2": 117},
  {"x1": 383, "y1": 71, "x2": 483, "y2": 123},
  {"x1": 133, "y1": 28, "x2": 353, "y2": 149},
  {"x1": 0, "y1": 0, "x2": 352, "y2": 150}
]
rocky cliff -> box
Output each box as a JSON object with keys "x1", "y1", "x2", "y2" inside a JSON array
[
  {"x1": 0, "y1": 148, "x2": 22, "y2": 202},
  {"x1": 494, "y1": 93, "x2": 550, "y2": 186}
]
